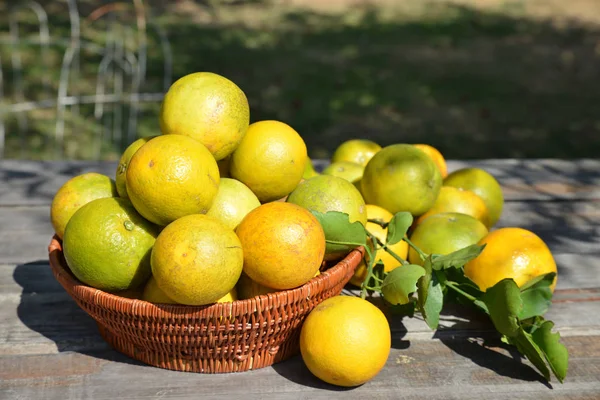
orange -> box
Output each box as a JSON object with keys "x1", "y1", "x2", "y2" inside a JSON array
[
  {"x1": 350, "y1": 205, "x2": 409, "y2": 287},
  {"x1": 151, "y1": 214, "x2": 243, "y2": 305},
  {"x1": 230, "y1": 120, "x2": 307, "y2": 202},
  {"x1": 206, "y1": 178, "x2": 261, "y2": 230},
  {"x1": 300, "y1": 296, "x2": 391, "y2": 387},
  {"x1": 126, "y1": 135, "x2": 220, "y2": 226},
  {"x1": 286, "y1": 174, "x2": 367, "y2": 260},
  {"x1": 322, "y1": 161, "x2": 364, "y2": 184},
  {"x1": 415, "y1": 186, "x2": 490, "y2": 227},
  {"x1": 236, "y1": 202, "x2": 325, "y2": 290},
  {"x1": 413, "y1": 144, "x2": 448, "y2": 178},
  {"x1": 159, "y1": 72, "x2": 249, "y2": 160},
  {"x1": 408, "y1": 212, "x2": 488, "y2": 265},
  {"x1": 331, "y1": 139, "x2": 381, "y2": 167},
  {"x1": 115, "y1": 136, "x2": 156, "y2": 199},
  {"x1": 361, "y1": 144, "x2": 442, "y2": 216},
  {"x1": 444, "y1": 168, "x2": 504, "y2": 227},
  {"x1": 465, "y1": 227, "x2": 558, "y2": 292},
  {"x1": 142, "y1": 276, "x2": 178, "y2": 304},
  {"x1": 50, "y1": 172, "x2": 117, "y2": 239},
  {"x1": 62, "y1": 197, "x2": 158, "y2": 291},
  {"x1": 236, "y1": 272, "x2": 277, "y2": 299}
]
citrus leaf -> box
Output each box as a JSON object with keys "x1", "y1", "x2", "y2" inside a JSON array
[
  {"x1": 381, "y1": 264, "x2": 425, "y2": 305},
  {"x1": 417, "y1": 257, "x2": 433, "y2": 307},
  {"x1": 519, "y1": 273, "x2": 556, "y2": 320},
  {"x1": 482, "y1": 279, "x2": 523, "y2": 337},
  {"x1": 420, "y1": 272, "x2": 443, "y2": 329},
  {"x1": 508, "y1": 328, "x2": 551, "y2": 382},
  {"x1": 520, "y1": 272, "x2": 556, "y2": 291},
  {"x1": 387, "y1": 300, "x2": 416, "y2": 317},
  {"x1": 310, "y1": 210, "x2": 367, "y2": 256},
  {"x1": 531, "y1": 321, "x2": 569, "y2": 383},
  {"x1": 386, "y1": 212, "x2": 413, "y2": 245},
  {"x1": 430, "y1": 244, "x2": 486, "y2": 270}
]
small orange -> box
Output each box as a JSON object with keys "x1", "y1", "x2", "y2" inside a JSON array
[
  {"x1": 332, "y1": 139, "x2": 382, "y2": 167},
  {"x1": 416, "y1": 186, "x2": 490, "y2": 227},
  {"x1": 408, "y1": 212, "x2": 488, "y2": 265},
  {"x1": 350, "y1": 205, "x2": 408, "y2": 287},
  {"x1": 236, "y1": 202, "x2": 325, "y2": 290},
  {"x1": 444, "y1": 168, "x2": 504, "y2": 227},
  {"x1": 413, "y1": 144, "x2": 448, "y2": 178},
  {"x1": 464, "y1": 227, "x2": 558, "y2": 292}
]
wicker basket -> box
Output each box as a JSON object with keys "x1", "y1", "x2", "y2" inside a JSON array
[{"x1": 48, "y1": 235, "x2": 362, "y2": 373}]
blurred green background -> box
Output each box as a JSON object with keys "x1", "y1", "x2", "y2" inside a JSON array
[{"x1": 2, "y1": 0, "x2": 600, "y2": 160}]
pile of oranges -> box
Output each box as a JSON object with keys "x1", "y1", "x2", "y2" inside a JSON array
[{"x1": 50, "y1": 71, "x2": 557, "y2": 387}]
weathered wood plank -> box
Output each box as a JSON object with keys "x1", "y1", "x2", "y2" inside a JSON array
[
  {"x1": 0, "y1": 335, "x2": 599, "y2": 400},
  {"x1": 1, "y1": 262, "x2": 599, "y2": 359},
  {"x1": 3, "y1": 200, "x2": 600, "y2": 264},
  {"x1": 2, "y1": 159, "x2": 600, "y2": 207}
]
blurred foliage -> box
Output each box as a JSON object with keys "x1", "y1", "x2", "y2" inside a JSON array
[{"x1": 2, "y1": 0, "x2": 600, "y2": 160}]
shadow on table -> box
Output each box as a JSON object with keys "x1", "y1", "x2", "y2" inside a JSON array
[
  {"x1": 434, "y1": 306, "x2": 551, "y2": 388},
  {"x1": 13, "y1": 260, "x2": 146, "y2": 367}
]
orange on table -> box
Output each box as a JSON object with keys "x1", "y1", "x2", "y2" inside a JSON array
[
  {"x1": 300, "y1": 296, "x2": 391, "y2": 387},
  {"x1": 413, "y1": 144, "x2": 448, "y2": 178},
  {"x1": 444, "y1": 167, "x2": 504, "y2": 227},
  {"x1": 408, "y1": 212, "x2": 488, "y2": 265},
  {"x1": 230, "y1": 120, "x2": 307, "y2": 203},
  {"x1": 361, "y1": 144, "x2": 442, "y2": 216},
  {"x1": 331, "y1": 139, "x2": 381, "y2": 167},
  {"x1": 465, "y1": 227, "x2": 558, "y2": 292},
  {"x1": 350, "y1": 205, "x2": 408, "y2": 287},
  {"x1": 235, "y1": 202, "x2": 325, "y2": 290},
  {"x1": 415, "y1": 186, "x2": 490, "y2": 227}
]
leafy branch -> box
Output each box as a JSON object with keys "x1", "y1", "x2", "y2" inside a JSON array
[{"x1": 311, "y1": 210, "x2": 568, "y2": 383}]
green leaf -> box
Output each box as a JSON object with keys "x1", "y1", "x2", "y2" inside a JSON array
[
  {"x1": 386, "y1": 300, "x2": 415, "y2": 317},
  {"x1": 430, "y1": 244, "x2": 486, "y2": 270},
  {"x1": 531, "y1": 321, "x2": 569, "y2": 383},
  {"x1": 381, "y1": 264, "x2": 425, "y2": 305},
  {"x1": 386, "y1": 212, "x2": 413, "y2": 245},
  {"x1": 508, "y1": 328, "x2": 551, "y2": 382},
  {"x1": 310, "y1": 211, "x2": 367, "y2": 257},
  {"x1": 420, "y1": 271, "x2": 443, "y2": 329},
  {"x1": 520, "y1": 272, "x2": 556, "y2": 291},
  {"x1": 482, "y1": 279, "x2": 523, "y2": 337},
  {"x1": 519, "y1": 273, "x2": 556, "y2": 320}
]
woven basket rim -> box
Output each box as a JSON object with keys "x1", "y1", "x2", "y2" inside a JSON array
[{"x1": 48, "y1": 234, "x2": 364, "y2": 316}]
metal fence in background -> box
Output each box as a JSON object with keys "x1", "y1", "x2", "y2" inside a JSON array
[{"x1": 0, "y1": 0, "x2": 173, "y2": 159}]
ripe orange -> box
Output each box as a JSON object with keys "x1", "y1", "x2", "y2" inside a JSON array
[
  {"x1": 62, "y1": 197, "x2": 158, "y2": 291},
  {"x1": 206, "y1": 178, "x2": 261, "y2": 230},
  {"x1": 50, "y1": 172, "x2": 117, "y2": 239},
  {"x1": 361, "y1": 144, "x2": 442, "y2": 216},
  {"x1": 300, "y1": 296, "x2": 391, "y2": 387},
  {"x1": 142, "y1": 276, "x2": 178, "y2": 304},
  {"x1": 322, "y1": 161, "x2": 364, "y2": 184},
  {"x1": 444, "y1": 168, "x2": 504, "y2": 227},
  {"x1": 286, "y1": 174, "x2": 367, "y2": 260},
  {"x1": 230, "y1": 120, "x2": 307, "y2": 202},
  {"x1": 151, "y1": 214, "x2": 243, "y2": 305},
  {"x1": 115, "y1": 136, "x2": 155, "y2": 199},
  {"x1": 235, "y1": 202, "x2": 325, "y2": 290},
  {"x1": 408, "y1": 212, "x2": 488, "y2": 265},
  {"x1": 350, "y1": 205, "x2": 408, "y2": 287},
  {"x1": 413, "y1": 144, "x2": 448, "y2": 178},
  {"x1": 159, "y1": 72, "x2": 250, "y2": 160},
  {"x1": 126, "y1": 135, "x2": 220, "y2": 226},
  {"x1": 465, "y1": 227, "x2": 558, "y2": 292},
  {"x1": 236, "y1": 272, "x2": 277, "y2": 299},
  {"x1": 415, "y1": 186, "x2": 490, "y2": 227},
  {"x1": 331, "y1": 139, "x2": 381, "y2": 167}
]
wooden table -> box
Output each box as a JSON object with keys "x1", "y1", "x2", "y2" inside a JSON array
[{"x1": 1, "y1": 159, "x2": 600, "y2": 400}]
